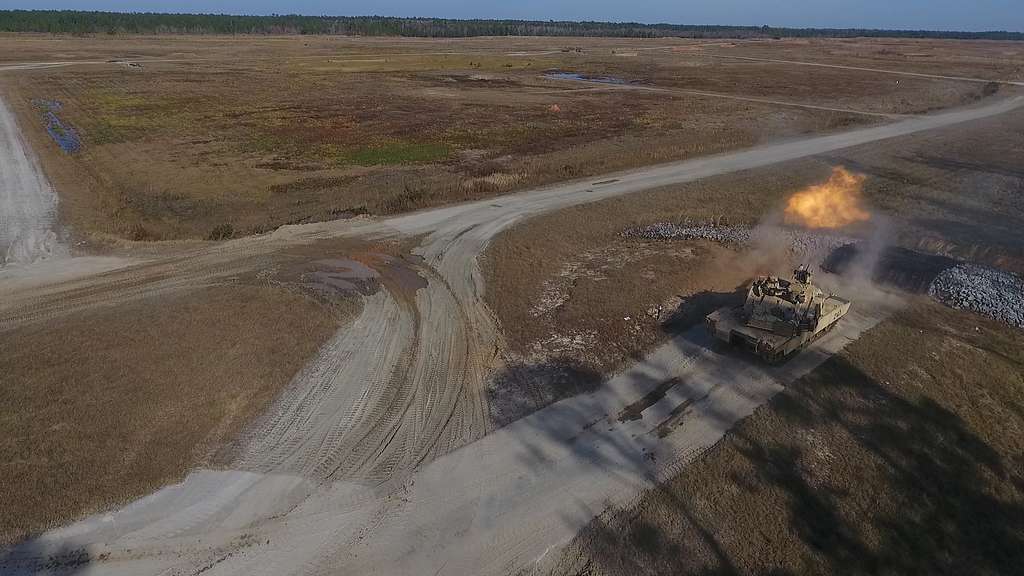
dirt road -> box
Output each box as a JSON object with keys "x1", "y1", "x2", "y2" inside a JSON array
[
  {"x1": 0, "y1": 94, "x2": 66, "y2": 265},
  {"x1": 538, "y1": 79, "x2": 907, "y2": 118},
  {"x1": 2, "y1": 95, "x2": 1022, "y2": 575},
  {"x1": 707, "y1": 53, "x2": 1024, "y2": 86},
  {"x1": 4, "y1": 308, "x2": 890, "y2": 576}
]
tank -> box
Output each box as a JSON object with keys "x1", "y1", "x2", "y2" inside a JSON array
[{"x1": 705, "y1": 265, "x2": 851, "y2": 363}]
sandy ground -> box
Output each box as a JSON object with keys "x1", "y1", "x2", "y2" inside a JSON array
[
  {"x1": 1, "y1": 92, "x2": 1020, "y2": 574},
  {"x1": 0, "y1": 94, "x2": 66, "y2": 264},
  {"x1": 0, "y1": 83, "x2": 139, "y2": 275}
]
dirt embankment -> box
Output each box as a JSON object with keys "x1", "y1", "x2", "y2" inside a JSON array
[{"x1": 547, "y1": 301, "x2": 1024, "y2": 576}]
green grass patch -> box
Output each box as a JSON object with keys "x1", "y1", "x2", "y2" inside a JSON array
[
  {"x1": 82, "y1": 113, "x2": 165, "y2": 145},
  {"x1": 89, "y1": 91, "x2": 150, "y2": 111},
  {"x1": 74, "y1": 88, "x2": 186, "y2": 144}
]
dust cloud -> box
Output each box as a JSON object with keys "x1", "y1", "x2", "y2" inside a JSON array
[{"x1": 734, "y1": 166, "x2": 899, "y2": 307}]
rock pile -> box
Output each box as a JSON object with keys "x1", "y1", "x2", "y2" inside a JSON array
[
  {"x1": 928, "y1": 264, "x2": 1024, "y2": 328},
  {"x1": 622, "y1": 223, "x2": 860, "y2": 257},
  {"x1": 622, "y1": 222, "x2": 752, "y2": 243}
]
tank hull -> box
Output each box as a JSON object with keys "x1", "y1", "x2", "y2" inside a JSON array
[{"x1": 706, "y1": 296, "x2": 850, "y2": 363}]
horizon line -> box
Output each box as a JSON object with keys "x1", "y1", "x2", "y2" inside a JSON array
[{"x1": 1, "y1": 9, "x2": 1021, "y2": 35}]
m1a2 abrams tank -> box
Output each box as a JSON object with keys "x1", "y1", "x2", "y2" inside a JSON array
[{"x1": 705, "y1": 265, "x2": 851, "y2": 363}]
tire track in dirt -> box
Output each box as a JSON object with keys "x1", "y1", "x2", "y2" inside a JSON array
[
  {"x1": 706, "y1": 53, "x2": 1024, "y2": 86},
  {"x1": 0, "y1": 219, "x2": 385, "y2": 331},
  {"x1": 2, "y1": 95, "x2": 1022, "y2": 576},
  {"x1": 0, "y1": 245, "x2": 268, "y2": 331},
  {"x1": 229, "y1": 249, "x2": 491, "y2": 485},
  {"x1": 231, "y1": 289, "x2": 415, "y2": 477},
  {"x1": 0, "y1": 93, "x2": 66, "y2": 265},
  {"x1": 534, "y1": 80, "x2": 908, "y2": 118}
]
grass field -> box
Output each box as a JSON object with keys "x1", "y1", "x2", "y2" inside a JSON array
[{"x1": 2, "y1": 35, "x2": 1018, "y2": 244}]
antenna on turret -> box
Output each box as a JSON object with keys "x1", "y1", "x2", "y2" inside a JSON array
[{"x1": 793, "y1": 264, "x2": 812, "y2": 284}]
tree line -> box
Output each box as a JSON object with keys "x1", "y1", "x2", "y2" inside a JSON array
[{"x1": 0, "y1": 10, "x2": 1021, "y2": 40}]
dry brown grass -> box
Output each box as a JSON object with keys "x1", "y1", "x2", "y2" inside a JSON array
[
  {"x1": 0, "y1": 282, "x2": 353, "y2": 546},
  {"x1": 549, "y1": 300, "x2": 1024, "y2": 576},
  {"x1": 2, "y1": 35, "x2": 1014, "y2": 243},
  {"x1": 479, "y1": 162, "x2": 826, "y2": 423},
  {"x1": 481, "y1": 162, "x2": 831, "y2": 379}
]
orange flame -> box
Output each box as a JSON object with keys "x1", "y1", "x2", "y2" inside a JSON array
[{"x1": 784, "y1": 167, "x2": 870, "y2": 229}]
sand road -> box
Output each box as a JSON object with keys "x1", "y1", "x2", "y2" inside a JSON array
[
  {"x1": 707, "y1": 53, "x2": 1024, "y2": 86},
  {"x1": 0, "y1": 95, "x2": 66, "y2": 265},
  {"x1": 1, "y1": 95, "x2": 1022, "y2": 575}
]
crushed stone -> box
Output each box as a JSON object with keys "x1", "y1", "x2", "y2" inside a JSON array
[
  {"x1": 928, "y1": 264, "x2": 1024, "y2": 328},
  {"x1": 621, "y1": 222, "x2": 860, "y2": 257}
]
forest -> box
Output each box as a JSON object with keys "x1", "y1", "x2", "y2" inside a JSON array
[{"x1": 1, "y1": 10, "x2": 1022, "y2": 40}]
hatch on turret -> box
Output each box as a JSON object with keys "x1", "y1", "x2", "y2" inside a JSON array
[{"x1": 706, "y1": 265, "x2": 851, "y2": 363}]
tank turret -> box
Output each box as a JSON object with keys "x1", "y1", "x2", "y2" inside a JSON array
[{"x1": 705, "y1": 265, "x2": 851, "y2": 363}]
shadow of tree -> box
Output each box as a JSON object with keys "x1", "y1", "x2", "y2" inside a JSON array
[
  {"x1": 0, "y1": 536, "x2": 95, "y2": 576},
  {"x1": 553, "y1": 354, "x2": 1024, "y2": 576},
  {"x1": 487, "y1": 356, "x2": 603, "y2": 427},
  {"x1": 738, "y1": 356, "x2": 1022, "y2": 574}
]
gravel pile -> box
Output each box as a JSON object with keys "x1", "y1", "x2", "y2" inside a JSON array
[
  {"x1": 622, "y1": 222, "x2": 859, "y2": 256},
  {"x1": 622, "y1": 222, "x2": 752, "y2": 244},
  {"x1": 928, "y1": 264, "x2": 1024, "y2": 328}
]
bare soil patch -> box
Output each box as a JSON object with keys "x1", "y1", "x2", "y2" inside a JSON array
[
  {"x1": 548, "y1": 300, "x2": 1024, "y2": 576},
  {"x1": 0, "y1": 279, "x2": 356, "y2": 546}
]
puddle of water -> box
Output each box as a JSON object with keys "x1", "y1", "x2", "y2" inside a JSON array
[
  {"x1": 302, "y1": 254, "x2": 427, "y2": 300},
  {"x1": 32, "y1": 99, "x2": 81, "y2": 153},
  {"x1": 544, "y1": 71, "x2": 629, "y2": 85},
  {"x1": 304, "y1": 259, "x2": 380, "y2": 297},
  {"x1": 370, "y1": 254, "x2": 428, "y2": 293}
]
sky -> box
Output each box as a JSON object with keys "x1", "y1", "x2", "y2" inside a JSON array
[{"x1": 3, "y1": 0, "x2": 1023, "y2": 33}]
